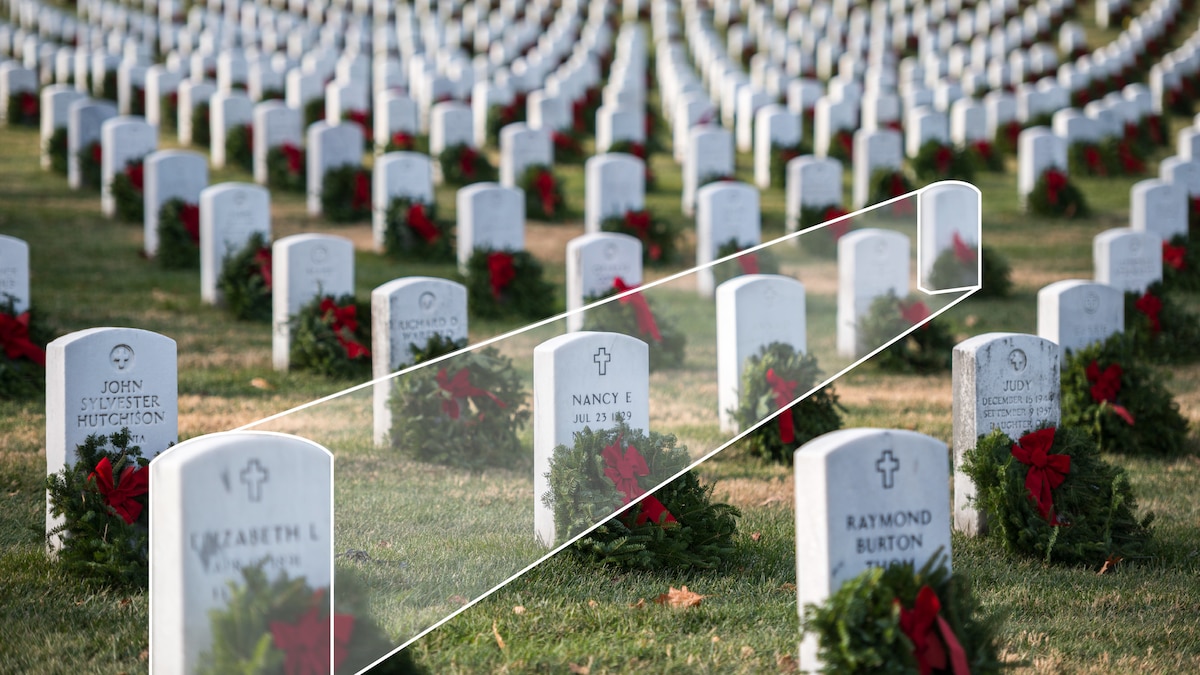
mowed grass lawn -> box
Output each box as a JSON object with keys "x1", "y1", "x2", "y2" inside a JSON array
[{"x1": 1, "y1": 90, "x2": 1199, "y2": 675}]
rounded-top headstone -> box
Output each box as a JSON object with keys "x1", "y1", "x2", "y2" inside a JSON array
[{"x1": 1036, "y1": 279, "x2": 1124, "y2": 353}]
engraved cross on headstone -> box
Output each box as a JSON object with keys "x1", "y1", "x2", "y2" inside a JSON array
[
  {"x1": 240, "y1": 459, "x2": 269, "y2": 502},
  {"x1": 875, "y1": 450, "x2": 899, "y2": 489},
  {"x1": 593, "y1": 347, "x2": 611, "y2": 376}
]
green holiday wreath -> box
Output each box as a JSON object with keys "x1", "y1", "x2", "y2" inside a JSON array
[
  {"x1": 388, "y1": 344, "x2": 530, "y2": 471},
  {"x1": 342, "y1": 109, "x2": 372, "y2": 149},
  {"x1": 966, "y1": 139, "x2": 1004, "y2": 172},
  {"x1": 77, "y1": 139, "x2": 102, "y2": 190},
  {"x1": 768, "y1": 142, "x2": 812, "y2": 189},
  {"x1": 992, "y1": 119, "x2": 1023, "y2": 156},
  {"x1": 0, "y1": 294, "x2": 50, "y2": 400},
  {"x1": 217, "y1": 232, "x2": 273, "y2": 322},
  {"x1": 320, "y1": 165, "x2": 371, "y2": 223},
  {"x1": 196, "y1": 564, "x2": 425, "y2": 675},
  {"x1": 405, "y1": 332, "x2": 469, "y2": 365},
  {"x1": 130, "y1": 86, "x2": 146, "y2": 117},
  {"x1": 110, "y1": 157, "x2": 145, "y2": 223},
  {"x1": 607, "y1": 140, "x2": 656, "y2": 190},
  {"x1": 266, "y1": 143, "x2": 306, "y2": 193},
  {"x1": 1124, "y1": 282, "x2": 1200, "y2": 363},
  {"x1": 518, "y1": 164, "x2": 567, "y2": 221},
  {"x1": 191, "y1": 101, "x2": 211, "y2": 147},
  {"x1": 827, "y1": 128, "x2": 855, "y2": 163},
  {"x1": 795, "y1": 203, "x2": 852, "y2": 258},
  {"x1": 99, "y1": 70, "x2": 118, "y2": 101},
  {"x1": 485, "y1": 96, "x2": 526, "y2": 147},
  {"x1": 730, "y1": 342, "x2": 844, "y2": 464},
  {"x1": 438, "y1": 143, "x2": 496, "y2": 185},
  {"x1": 1161, "y1": 235, "x2": 1199, "y2": 293},
  {"x1": 581, "y1": 284, "x2": 687, "y2": 371},
  {"x1": 45, "y1": 429, "x2": 151, "y2": 588},
  {"x1": 911, "y1": 140, "x2": 975, "y2": 183},
  {"x1": 1060, "y1": 334, "x2": 1190, "y2": 456},
  {"x1": 551, "y1": 130, "x2": 587, "y2": 165},
  {"x1": 869, "y1": 168, "x2": 917, "y2": 214},
  {"x1": 600, "y1": 208, "x2": 679, "y2": 266},
  {"x1": 802, "y1": 553, "x2": 1005, "y2": 675},
  {"x1": 156, "y1": 198, "x2": 201, "y2": 269},
  {"x1": 303, "y1": 97, "x2": 325, "y2": 127},
  {"x1": 927, "y1": 241, "x2": 1014, "y2": 298},
  {"x1": 225, "y1": 123, "x2": 253, "y2": 172},
  {"x1": 1025, "y1": 168, "x2": 1088, "y2": 219},
  {"x1": 711, "y1": 238, "x2": 781, "y2": 287},
  {"x1": 6, "y1": 91, "x2": 39, "y2": 126},
  {"x1": 961, "y1": 425, "x2": 1154, "y2": 565},
  {"x1": 382, "y1": 130, "x2": 425, "y2": 154},
  {"x1": 464, "y1": 248, "x2": 558, "y2": 321},
  {"x1": 289, "y1": 294, "x2": 372, "y2": 379},
  {"x1": 160, "y1": 92, "x2": 178, "y2": 131},
  {"x1": 1067, "y1": 141, "x2": 1113, "y2": 177},
  {"x1": 382, "y1": 197, "x2": 453, "y2": 262},
  {"x1": 45, "y1": 126, "x2": 68, "y2": 174},
  {"x1": 859, "y1": 291, "x2": 954, "y2": 373},
  {"x1": 543, "y1": 420, "x2": 741, "y2": 570}
]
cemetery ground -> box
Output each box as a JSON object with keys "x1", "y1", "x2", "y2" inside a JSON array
[{"x1": 1, "y1": 112, "x2": 1199, "y2": 675}]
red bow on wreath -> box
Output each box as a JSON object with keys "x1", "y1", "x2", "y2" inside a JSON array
[
  {"x1": 824, "y1": 207, "x2": 850, "y2": 240},
  {"x1": 778, "y1": 147, "x2": 801, "y2": 165},
  {"x1": 345, "y1": 109, "x2": 371, "y2": 142},
  {"x1": 1134, "y1": 292, "x2": 1162, "y2": 335},
  {"x1": 737, "y1": 251, "x2": 760, "y2": 274},
  {"x1": 934, "y1": 145, "x2": 954, "y2": 174},
  {"x1": 406, "y1": 203, "x2": 439, "y2": 243},
  {"x1": 487, "y1": 251, "x2": 516, "y2": 299},
  {"x1": 19, "y1": 91, "x2": 38, "y2": 119},
  {"x1": 269, "y1": 590, "x2": 355, "y2": 675},
  {"x1": 1086, "y1": 361, "x2": 1135, "y2": 425},
  {"x1": 126, "y1": 162, "x2": 144, "y2": 192},
  {"x1": 551, "y1": 131, "x2": 579, "y2": 154},
  {"x1": 896, "y1": 585, "x2": 971, "y2": 675},
  {"x1": 612, "y1": 277, "x2": 662, "y2": 342},
  {"x1": 1004, "y1": 120, "x2": 1022, "y2": 148},
  {"x1": 88, "y1": 456, "x2": 148, "y2": 525},
  {"x1": 571, "y1": 99, "x2": 586, "y2": 133},
  {"x1": 1010, "y1": 427, "x2": 1071, "y2": 525},
  {"x1": 626, "y1": 142, "x2": 646, "y2": 159},
  {"x1": 1043, "y1": 169, "x2": 1067, "y2": 206},
  {"x1": 351, "y1": 171, "x2": 370, "y2": 212},
  {"x1": 0, "y1": 311, "x2": 45, "y2": 365},
  {"x1": 254, "y1": 247, "x2": 273, "y2": 289},
  {"x1": 1190, "y1": 196, "x2": 1200, "y2": 217},
  {"x1": 601, "y1": 438, "x2": 676, "y2": 527},
  {"x1": 899, "y1": 299, "x2": 931, "y2": 327},
  {"x1": 391, "y1": 131, "x2": 414, "y2": 151},
  {"x1": 971, "y1": 140, "x2": 993, "y2": 162},
  {"x1": 1117, "y1": 142, "x2": 1144, "y2": 174},
  {"x1": 91, "y1": 142, "x2": 102, "y2": 165},
  {"x1": 765, "y1": 368, "x2": 797, "y2": 444},
  {"x1": 951, "y1": 232, "x2": 976, "y2": 264},
  {"x1": 459, "y1": 147, "x2": 479, "y2": 178},
  {"x1": 836, "y1": 129, "x2": 854, "y2": 157},
  {"x1": 436, "y1": 367, "x2": 506, "y2": 419},
  {"x1": 179, "y1": 203, "x2": 200, "y2": 244},
  {"x1": 319, "y1": 298, "x2": 370, "y2": 359},
  {"x1": 281, "y1": 143, "x2": 303, "y2": 175},
  {"x1": 533, "y1": 170, "x2": 559, "y2": 217},
  {"x1": 624, "y1": 210, "x2": 662, "y2": 261},
  {"x1": 1162, "y1": 241, "x2": 1186, "y2": 271}
]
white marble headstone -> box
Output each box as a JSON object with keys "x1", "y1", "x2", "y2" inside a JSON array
[
  {"x1": 271, "y1": 234, "x2": 355, "y2": 370},
  {"x1": 837, "y1": 228, "x2": 911, "y2": 358},
  {"x1": 0, "y1": 234, "x2": 30, "y2": 313},
  {"x1": 143, "y1": 150, "x2": 208, "y2": 258},
  {"x1": 1036, "y1": 280, "x2": 1125, "y2": 352},
  {"x1": 200, "y1": 183, "x2": 271, "y2": 305},
  {"x1": 456, "y1": 183, "x2": 525, "y2": 272},
  {"x1": 1093, "y1": 228, "x2": 1163, "y2": 294},
  {"x1": 372, "y1": 152, "x2": 435, "y2": 250},
  {"x1": 566, "y1": 232, "x2": 643, "y2": 333},
  {"x1": 696, "y1": 181, "x2": 762, "y2": 297},
  {"x1": 584, "y1": 153, "x2": 646, "y2": 233}
]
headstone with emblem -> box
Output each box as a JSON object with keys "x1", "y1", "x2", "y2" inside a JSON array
[
  {"x1": 695, "y1": 181, "x2": 762, "y2": 298},
  {"x1": 0, "y1": 234, "x2": 30, "y2": 313},
  {"x1": 200, "y1": 183, "x2": 271, "y2": 305},
  {"x1": 271, "y1": 234, "x2": 355, "y2": 371},
  {"x1": 565, "y1": 232, "x2": 644, "y2": 333},
  {"x1": 143, "y1": 149, "x2": 209, "y2": 258},
  {"x1": 837, "y1": 228, "x2": 911, "y2": 358},
  {"x1": 1093, "y1": 228, "x2": 1163, "y2": 294},
  {"x1": 1036, "y1": 280, "x2": 1125, "y2": 352}
]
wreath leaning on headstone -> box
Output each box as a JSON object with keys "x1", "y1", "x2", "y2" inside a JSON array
[
  {"x1": 1124, "y1": 281, "x2": 1200, "y2": 363},
  {"x1": 266, "y1": 143, "x2": 306, "y2": 193},
  {"x1": 464, "y1": 248, "x2": 558, "y2": 321},
  {"x1": 607, "y1": 140, "x2": 656, "y2": 190},
  {"x1": 966, "y1": 138, "x2": 1004, "y2": 172},
  {"x1": 731, "y1": 342, "x2": 844, "y2": 464},
  {"x1": 519, "y1": 164, "x2": 567, "y2": 221},
  {"x1": 1060, "y1": 334, "x2": 1190, "y2": 457},
  {"x1": 160, "y1": 92, "x2": 178, "y2": 131},
  {"x1": 289, "y1": 294, "x2": 372, "y2": 379},
  {"x1": 961, "y1": 425, "x2": 1154, "y2": 565},
  {"x1": 77, "y1": 139, "x2": 103, "y2": 190},
  {"x1": 543, "y1": 420, "x2": 741, "y2": 570},
  {"x1": 110, "y1": 157, "x2": 145, "y2": 224},
  {"x1": 303, "y1": 97, "x2": 325, "y2": 128},
  {"x1": 768, "y1": 142, "x2": 812, "y2": 190},
  {"x1": 6, "y1": 90, "x2": 39, "y2": 126},
  {"x1": 827, "y1": 128, "x2": 855, "y2": 163},
  {"x1": 869, "y1": 168, "x2": 917, "y2": 215},
  {"x1": 389, "y1": 344, "x2": 530, "y2": 471},
  {"x1": 46, "y1": 126, "x2": 69, "y2": 174},
  {"x1": 437, "y1": 143, "x2": 497, "y2": 185},
  {"x1": 550, "y1": 129, "x2": 586, "y2": 164},
  {"x1": 711, "y1": 238, "x2": 781, "y2": 288},
  {"x1": 802, "y1": 553, "x2": 1005, "y2": 675},
  {"x1": 926, "y1": 235, "x2": 1014, "y2": 298},
  {"x1": 795, "y1": 204, "x2": 852, "y2": 258},
  {"x1": 0, "y1": 294, "x2": 50, "y2": 400},
  {"x1": 224, "y1": 123, "x2": 254, "y2": 173},
  {"x1": 383, "y1": 197, "x2": 454, "y2": 262},
  {"x1": 156, "y1": 198, "x2": 202, "y2": 269},
  {"x1": 320, "y1": 165, "x2": 372, "y2": 223},
  {"x1": 911, "y1": 140, "x2": 975, "y2": 183},
  {"x1": 1025, "y1": 167, "x2": 1088, "y2": 218},
  {"x1": 1161, "y1": 235, "x2": 1200, "y2": 293},
  {"x1": 600, "y1": 208, "x2": 680, "y2": 266},
  {"x1": 217, "y1": 232, "x2": 273, "y2": 322},
  {"x1": 196, "y1": 565, "x2": 425, "y2": 675},
  {"x1": 485, "y1": 94, "x2": 526, "y2": 147},
  {"x1": 859, "y1": 291, "x2": 955, "y2": 373},
  {"x1": 191, "y1": 101, "x2": 212, "y2": 147},
  {"x1": 582, "y1": 279, "x2": 687, "y2": 371},
  {"x1": 45, "y1": 429, "x2": 151, "y2": 588}
]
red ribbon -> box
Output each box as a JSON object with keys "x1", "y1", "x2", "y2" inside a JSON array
[
  {"x1": 1163, "y1": 241, "x2": 1186, "y2": 271},
  {"x1": 1086, "y1": 361, "x2": 1135, "y2": 425},
  {"x1": 1190, "y1": 196, "x2": 1200, "y2": 216},
  {"x1": 1043, "y1": 169, "x2": 1067, "y2": 206},
  {"x1": 1083, "y1": 146, "x2": 1106, "y2": 175},
  {"x1": 823, "y1": 207, "x2": 850, "y2": 241},
  {"x1": 87, "y1": 456, "x2": 149, "y2": 525},
  {"x1": 1010, "y1": 427, "x2": 1071, "y2": 524},
  {"x1": 601, "y1": 439, "x2": 676, "y2": 527},
  {"x1": 972, "y1": 140, "x2": 993, "y2": 162},
  {"x1": 1134, "y1": 292, "x2": 1162, "y2": 336},
  {"x1": 623, "y1": 210, "x2": 661, "y2": 260},
  {"x1": 952, "y1": 232, "x2": 976, "y2": 264},
  {"x1": 896, "y1": 585, "x2": 971, "y2": 675},
  {"x1": 934, "y1": 145, "x2": 953, "y2": 174},
  {"x1": 253, "y1": 247, "x2": 273, "y2": 289},
  {"x1": 487, "y1": 251, "x2": 516, "y2": 299},
  {"x1": 127, "y1": 162, "x2": 144, "y2": 192},
  {"x1": 613, "y1": 277, "x2": 661, "y2": 342},
  {"x1": 778, "y1": 147, "x2": 800, "y2": 166},
  {"x1": 351, "y1": 171, "x2": 370, "y2": 211},
  {"x1": 391, "y1": 131, "x2": 414, "y2": 150},
  {"x1": 90, "y1": 141, "x2": 102, "y2": 165},
  {"x1": 436, "y1": 367, "x2": 506, "y2": 419},
  {"x1": 836, "y1": 129, "x2": 853, "y2": 157},
  {"x1": 281, "y1": 143, "x2": 303, "y2": 175},
  {"x1": 1004, "y1": 120, "x2": 1022, "y2": 148},
  {"x1": 459, "y1": 146, "x2": 478, "y2": 178},
  {"x1": 571, "y1": 98, "x2": 586, "y2": 133},
  {"x1": 319, "y1": 298, "x2": 369, "y2": 359},
  {"x1": 899, "y1": 299, "x2": 931, "y2": 326},
  {"x1": 179, "y1": 202, "x2": 200, "y2": 244},
  {"x1": 0, "y1": 311, "x2": 46, "y2": 365},
  {"x1": 1117, "y1": 142, "x2": 1144, "y2": 174},
  {"x1": 765, "y1": 368, "x2": 797, "y2": 444},
  {"x1": 737, "y1": 252, "x2": 759, "y2": 274},
  {"x1": 269, "y1": 590, "x2": 354, "y2": 675},
  {"x1": 406, "y1": 203, "x2": 439, "y2": 243},
  {"x1": 19, "y1": 91, "x2": 38, "y2": 119},
  {"x1": 533, "y1": 170, "x2": 558, "y2": 216},
  {"x1": 627, "y1": 142, "x2": 645, "y2": 159},
  {"x1": 345, "y1": 109, "x2": 371, "y2": 142},
  {"x1": 551, "y1": 131, "x2": 579, "y2": 155},
  {"x1": 243, "y1": 124, "x2": 253, "y2": 153}
]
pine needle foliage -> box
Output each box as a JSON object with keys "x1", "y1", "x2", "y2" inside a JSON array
[
  {"x1": 581, "y1": 288, "x2": 687, "y2": 371},
  {"x1": 859, "y1": 291, "x2": 954, "y2": 373},
  {"x1": 0, "y1": 294, "x2": 51, "y2": 400},
  {"x1": 288, "y1": 294, "x2": 373, "y2": 379},
  {"x1": 218, "y1": 232, "x2": 273, "y2": 322}
]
